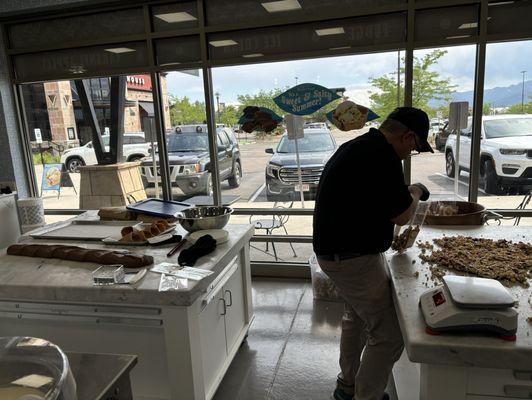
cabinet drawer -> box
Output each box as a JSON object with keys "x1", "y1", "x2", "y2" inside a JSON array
[{"x1": 467, "y1": 368, "x2": 532, "y2": 397}]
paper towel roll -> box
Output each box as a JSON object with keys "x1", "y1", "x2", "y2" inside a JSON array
[{"x1": 17, "y1": 197, "x2": 45, "y2": 232}]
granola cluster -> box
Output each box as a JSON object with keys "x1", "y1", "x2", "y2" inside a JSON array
[{"x1": 418, "y1": 236, "x2": 532, "y2": 286}]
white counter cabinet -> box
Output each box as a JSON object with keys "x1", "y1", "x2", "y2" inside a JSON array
[
  {"x1": 389, "y1": 226, "x2": 532, "y2": 400},
  {"x1": 0, "y1": 219, "x2": 255, "y2": 400}
]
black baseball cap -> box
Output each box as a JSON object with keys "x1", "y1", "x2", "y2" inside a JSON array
[{"x1": 388, "y1": 107, "x2": 433, "y2": 153}]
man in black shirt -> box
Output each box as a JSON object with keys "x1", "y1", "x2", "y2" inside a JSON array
[{"x1": 313, "y1": 107, "x2": 432, "y2": 400}]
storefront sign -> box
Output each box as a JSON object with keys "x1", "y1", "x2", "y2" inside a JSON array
[
  {"x1": 34, "y1": 128, "x2": 43, "y2": 144},
  {"x1": 274, "y1": 83, "x2": 340, "y2": 115}
]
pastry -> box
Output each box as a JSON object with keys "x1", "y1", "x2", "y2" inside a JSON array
[
  {"x1": 7, "y1": 244, "x2": 153, "y2": 269},
  {"x1": 121, "y1": 226, "x2": 134, "y2": 236}
]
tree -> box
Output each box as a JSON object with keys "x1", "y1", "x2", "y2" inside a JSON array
[
  {"x1": 504, "y1": 98, "x2": 532, "y2": 114},
  {"x1": 169, "y1": 95, "x2": 206, "y2": 126},
  {"x1": 483, "y1": 102, "x2": 493, "y2": 115},
  {"x1": 236, "y1": 88, "x2": 285, "y2": 116},
  {"x1": 218, "y1": 104, "x2": 240, "y2": 127},
  {"x1": 368, "y1": 50, "x2": 456, "y2": 119}
]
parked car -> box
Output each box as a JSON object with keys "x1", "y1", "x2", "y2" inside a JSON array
[
  {"x1": 60, "y1": 133, "x2": 150, "y2": 173},
  {"x1": 140, "y1": 125, "x2": 241, "y2": 196},
  {"x1": 434, "y1": 122, "x2": 452, "y2": 152},
  {"x1": 265, "y1": 128, "x2": 338, "y2": 201},
  {"x1": 445, "y1": 114, "x2": 532, "y2": 194},
  {"x1": 304, "y1": 122, "x2": 329, "y2": 130}
]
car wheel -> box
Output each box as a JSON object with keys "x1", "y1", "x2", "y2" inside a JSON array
[
  {"x1": 482, "y1": 159, "x2": 501, "y2": 195},
  {"x1": 228, "y1": 162, "x2": 242, "y2": 188},
  {"x1": 66, "y1": 157, "x2": 84, "y2": 173},
  {"x1": 445, "y1": 150, "x2": 455, "y2": 177},
  {"x1": 201, "y1": 174, "x2": 214, "y2": 196}
]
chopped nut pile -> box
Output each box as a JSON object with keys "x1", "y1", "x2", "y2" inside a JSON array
[
  {"x1": 418, "y1": 236, "x2": 532, "y2": 286},
  {"x1": 392, "y1": 226, "x2": 420, "y2": 252}
]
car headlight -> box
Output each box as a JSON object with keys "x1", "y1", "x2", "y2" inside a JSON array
[
  {"x1": 266, "y1": 164, "x2": 280, "y2": 178},
  {"x1": 182, "y1": 164, "x2": 202, "y2": 174},
  {"x1": 499, "y1": 149, "x2": 527, "y2": 155}
]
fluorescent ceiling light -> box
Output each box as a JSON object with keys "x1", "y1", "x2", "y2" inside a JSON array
[
  {"x1": 12, "y1": 374, "x2": 54, "y2": 389},
  {"x1": 315, "y1": 27, "x2": 345, "y2": 36},
  {"x1": 160, "y1": 62, "x2": 182, "y2": 67},
  {"x1": 446, "y1": 35, "x2": 471, "y2": 40},
  {"x1": 242, "y1": 53, "x2": 264, "y2": 58},
  {"x1": 209, "y1": 39, "x2": 238, "y2": 47},
  {"x1": 154, "y1": 12, "x2": 197, "y2": 23},
  {"x1": 489, "y1": 1, "x2": 514, "y2": 6},
  {"x1": 104, "y1": 47, "x2": 136, "y2": 54},
  {"x1": 458, "y1": 22, "x2": 478, "y2": 29},
  {"x1": 261, "y1": 0, "x2": 301, "y2": 13},
  {"x1": 329, "y1": 46, "x2": 351, "y2": 51}
]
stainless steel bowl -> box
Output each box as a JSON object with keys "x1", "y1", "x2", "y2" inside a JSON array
[{"x1": 178, "y1": 206, "x2": 233, "y2": 233}]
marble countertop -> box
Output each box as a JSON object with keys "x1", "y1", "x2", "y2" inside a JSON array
[
  {"x1": 388, "y1": 225, "x2": 532, "y2": 370},
  {"x1": 0, "y1": 213, "x2": 254, "y2": 307}
]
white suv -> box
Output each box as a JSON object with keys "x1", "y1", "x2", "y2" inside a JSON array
[
  {"x1": 60, "y1": 133, "x2": 151, "y2": 173},
  {"x1": 445, "y1": 115, "x2": 532, "y2": 194}
]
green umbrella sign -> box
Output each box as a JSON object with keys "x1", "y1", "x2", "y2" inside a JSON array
[{"x1": 273, "y1": 83, "x2": 340, "y2": 115}]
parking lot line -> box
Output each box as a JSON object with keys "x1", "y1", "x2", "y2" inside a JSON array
[{"x1": 249, "y1": 183, "x2": 266, "y2": 203}]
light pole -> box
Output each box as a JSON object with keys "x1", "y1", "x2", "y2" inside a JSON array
[
  {"x1": 215, "y1": 91, "x2": 220, "y2": 121},
  {"x1": 521, "y1": 71, "x2": 526, "y2": 113}
]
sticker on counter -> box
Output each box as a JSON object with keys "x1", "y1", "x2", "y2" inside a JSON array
[
  {"x1": 274, "y1": 83, "x2": 340, "y2": 115},
  {"x1": 158, "y1": 274, "x2": 188, "y2": 291},
  {"x1": 152, "y1": 263, "x2": 213, "y2": 281}
]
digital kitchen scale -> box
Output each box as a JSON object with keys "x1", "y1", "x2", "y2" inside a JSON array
[{"x1": 420, "y1": 275, "x2": 518, "y2": 340}]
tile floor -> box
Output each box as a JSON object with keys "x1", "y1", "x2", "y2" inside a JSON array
[{"x1": 213, "y1": 279, "x2": 399, "y2": 400}]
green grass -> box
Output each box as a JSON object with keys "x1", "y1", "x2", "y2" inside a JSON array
[{"x1": 32, "y1": 152, "x2": 61, "y2": 165}]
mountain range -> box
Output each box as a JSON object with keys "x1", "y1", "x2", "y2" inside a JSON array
[{"x1": 429, "y1": 80, "x2": 532, "y2": 108}]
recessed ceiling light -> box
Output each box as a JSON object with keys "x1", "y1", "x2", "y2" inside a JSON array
[
  {"x1": 160, "y1": 62, "x2": 182, "y2": 67},
  {"x1": 209, "y1": 39, "x2": 238, "y2": 47},
  {"x1": 154, "y1": 12, "x2": 197, "y2": 23},
  {"x1": 458, "y1": 22, "x2": 478, "y2": 29},
  {"x1": 329, "y1": 46, "x2": 351, "y2": 51},
  {"x1": 104, "y1": 47, "x2": 136, "y2": 54},
  {"x1": 446, "y1": 35, "x2": 471, "y2": 40},
  {"x1": 242, "y1": 53, "x2": 264, "y2": 58},
  {"x1": 315, "y1": 27, "x2": 345, "y2": 36},
  {"x1": 261, "y1": 0, "x2": 301, "y2": 13}
]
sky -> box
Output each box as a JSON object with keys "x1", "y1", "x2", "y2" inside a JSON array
[{"x1": 165, "y1": 40, "x2": 532, "y2": 106}]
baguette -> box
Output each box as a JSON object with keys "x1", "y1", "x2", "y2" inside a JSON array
[{"x1": 7, "y1": 244, "x2": 153, "y2": 269}]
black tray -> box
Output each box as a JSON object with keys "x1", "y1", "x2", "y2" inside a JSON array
[{"x1": 126, "y1": 199, "x2": 192, "y2": 218}]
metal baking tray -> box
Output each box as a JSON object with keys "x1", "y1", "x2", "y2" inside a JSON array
[
  {"x1": 126, "y1": 199, "x2": 192, "y2": 218},
  {"x1": 30, "y1": 220, "x2": 140, "y2": 241}
]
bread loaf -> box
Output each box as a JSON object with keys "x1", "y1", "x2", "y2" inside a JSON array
[{"x1": 7, "y1": 244, "x2": 153, "y2": 269}]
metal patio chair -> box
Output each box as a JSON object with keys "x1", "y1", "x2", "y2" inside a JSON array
[{"x1": 249, "y1": 201, "x2": 297, "y2": 261}]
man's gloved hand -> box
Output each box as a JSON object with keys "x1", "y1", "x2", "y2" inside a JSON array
[{"x1": 411, "y1": 183, "x2": 430, "y2": 201}]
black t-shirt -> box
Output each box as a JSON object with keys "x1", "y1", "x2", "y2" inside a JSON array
[{"x1": 312, "y1": 128, "x2": 412, "y2": 256}]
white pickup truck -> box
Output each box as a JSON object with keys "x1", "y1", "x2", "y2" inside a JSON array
[{"x1": 445, "y1": 114, "x2": 532, "y2": 194}]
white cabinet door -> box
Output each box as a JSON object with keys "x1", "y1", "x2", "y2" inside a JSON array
[
  {"x1": 198, "y1": 287, "x2": 227, "y2": 392},
  {"x1": 223, "y1": 263, "x2": 246, "y2": 354}
]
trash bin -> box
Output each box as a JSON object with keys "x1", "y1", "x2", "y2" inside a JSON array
[
  {"x1": 0, "y1": 337, "x2": 77, "y2": 400},
  {"x1": 309, "y1": 254, "x2": 343, "y2": 302}
]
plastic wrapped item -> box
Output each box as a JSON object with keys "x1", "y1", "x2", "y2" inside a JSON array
[
  {"x1": 392, "y1": 202, "x2": 429, "y2": 253},
  {"x1": 92, "y1": 265, "x2": 125, "y2": 285},
  {"x1": 158, "y1": 274, "x2": 188, "y2": 291},
  {"x1": 309, "y1": 254, "x2": 343, "y2": 302},
  {"x1": 0, "y1": 336, "x2": 77, "y2": 400}
]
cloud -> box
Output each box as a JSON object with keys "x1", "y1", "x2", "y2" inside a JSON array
[{"x1": 164, "y1": 40, "x2": 532, "y2": 103}]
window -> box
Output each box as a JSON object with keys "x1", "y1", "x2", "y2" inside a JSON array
[
  {"x1": 410, "y1": 45, "x2": 477, "y2": 201},
  {"x1": 478, "y1": 40, "x2": 532, "y2": 219}
]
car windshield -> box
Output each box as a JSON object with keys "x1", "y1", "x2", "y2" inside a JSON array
[
  {"x1": 167, "y1": 133, "x2": 208, "y2": 152},
  {"x1": 276, "y1": 133, "x2": 334, "y2": 153},
  {"x1": 483, "y1": 118, "x2": 532, "y2": 138}
]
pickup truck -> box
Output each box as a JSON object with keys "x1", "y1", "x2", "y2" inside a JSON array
[
  {"x1": 445, "y1": 114, "x2": 532, "y2": 195},
  {"x1": 140, "y1": 125, "x2": 242, "y2": 196},
  {"x1": 264, "y1": 128, "x2": 337, "y2": 201}
]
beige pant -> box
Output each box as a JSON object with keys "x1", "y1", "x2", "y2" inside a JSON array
[{"x1": 318, "y1": 253, "x2": 404, "y2": 400}]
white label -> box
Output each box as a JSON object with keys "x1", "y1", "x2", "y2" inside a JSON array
[
  {"x1": 285, "y1": 114, "x2": 304, "y2": 140},
  {"x1": 34, "y1": 129, "x2": 42, "y2": 144}
]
